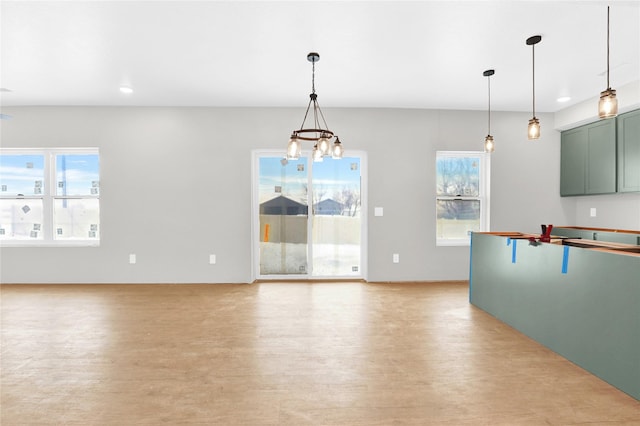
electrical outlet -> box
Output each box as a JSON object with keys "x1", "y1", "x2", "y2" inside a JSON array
[
  {"x1": 393, "y1": 253, "x2": 400, "y2": 263},
  {"x1": 129, "y1": 254, "x2": 136, "y2": 264},
  {"x1": 590, "y1": 207, "x2": 597, "y2": 217},
  {"x1": 209, "y1": 254, "x2": 216, "y2": 264}
]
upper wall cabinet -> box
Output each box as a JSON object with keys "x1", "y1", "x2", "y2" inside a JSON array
[
  {"x1": 560, "y1": 118, "x2": 616, "y2": 196},
  {"x1": 617, "y1": 109, "x2": 640, "y2": 193},
  {"x1": 560, "y1": 127, "x2": 587, "y2": 196}
]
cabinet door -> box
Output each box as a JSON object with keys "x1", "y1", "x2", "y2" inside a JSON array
[
  {"x1": 617, "y1": 109, "x2": 640, "y2": 193},
  {"x1": 560, "y1": 127, "x2": 586, "y2": 196},
  {"x1": 586, "y1": 119, "x2": 616, "y2": 194}
]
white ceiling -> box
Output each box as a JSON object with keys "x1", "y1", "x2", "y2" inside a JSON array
[{"x1": 1, "y1": 1, "x2": 639, "y2": 113}]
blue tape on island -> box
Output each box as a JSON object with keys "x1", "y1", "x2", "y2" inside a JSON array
[{"x1": 562, "y1": 245, "x2": 570, "y2": 274}]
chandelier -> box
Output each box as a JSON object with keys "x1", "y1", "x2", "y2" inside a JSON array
[{"x1": 286, "y1": 52, "x2": 344, "y2": 161}]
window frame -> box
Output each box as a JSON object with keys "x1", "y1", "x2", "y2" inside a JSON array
[
  {"x1": 435, "y1": 150, "x2": 490, "y2": 247},
  {"x1": 0, "y1": 147, "x2": 100, "y2": 247}
]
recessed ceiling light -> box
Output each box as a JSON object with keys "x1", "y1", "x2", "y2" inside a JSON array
[
  {"x1": 557, "y1": 96, "x2": 571, "y2": 103},
  {"x1": 119, "y1": 86, "x2": 133, "y2": 94}
]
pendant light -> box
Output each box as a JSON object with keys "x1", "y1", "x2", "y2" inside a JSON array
[
  {"x1": 598, "y1": 6, "x2": 618, "y2": 119},
  {"x1": 526, "y1": 35, "x2": 542, "y2": 140},
  {"x1": 483, "y1": 69, "x2": 495, "y2": 153},
  {"x1": 287, "y1": 52, "x2": 345, "y2": 161}
]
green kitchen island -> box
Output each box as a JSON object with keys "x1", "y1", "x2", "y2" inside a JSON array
[{"x1": 469, "y1": 230, "x2": 640, "y2": 400}]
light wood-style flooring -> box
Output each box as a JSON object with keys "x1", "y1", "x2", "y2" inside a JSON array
[{"x1": 1, "y1": 281, "x2": 639, "y2": 425}]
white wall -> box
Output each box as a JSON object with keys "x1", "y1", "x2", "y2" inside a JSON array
[
  {"x1": 1, "y1": 104, "x2": 627, "y2": 284},
  {"x1": 572, "y1": 193, "x2": 640, "y2": 229}
]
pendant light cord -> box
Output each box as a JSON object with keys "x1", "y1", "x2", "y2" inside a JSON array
[
  {"x1": 606, "y1": 6, "x2": 610, "y2": 89},
  {"x1": 312, "y1": 60, "x2": 316, "y2": 95},
  {"x1": 532, "y1": 42, "x2": 536, "y2": 118},
  {"x1": 487, "y1": 75, "x2": 491, "y2": 134}
]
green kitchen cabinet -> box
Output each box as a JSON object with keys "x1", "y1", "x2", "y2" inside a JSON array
[
  {"x1": 560, "y1": 118, "x2": 616, "y2": 196},
  {"x1": 617, "y1": 109, "x2": 640, "y2": 193},
  {"x1": 560, "y1": 127, "x2": 587, "y2": 196}
]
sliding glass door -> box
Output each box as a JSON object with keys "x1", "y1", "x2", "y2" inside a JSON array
[
  {"x1": 256, "y1": 155, "x2": 309, "y2": 276},
  {"x1": 310, "y1": 156, "x2": 362, "y2": 276},
  {"x1": 252, "y1": 151, "x2": 366, "y2": 280}
]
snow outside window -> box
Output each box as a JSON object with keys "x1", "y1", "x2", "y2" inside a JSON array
[{"x1": 0, "y1": 148, "x2": 100, "y2": 246}]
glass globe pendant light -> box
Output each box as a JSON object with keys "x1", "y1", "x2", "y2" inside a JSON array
[
  {"x1": 483, "y1": 69, "x2": 495, "y2": 153},
  {"x1": 598, "y1": 6, "x2": 618, "y2": 119}
]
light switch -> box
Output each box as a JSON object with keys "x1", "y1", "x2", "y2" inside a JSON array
[
  {"x1": 590, "y1": 208, "x2": 597, "y2": 217},
  {"x1": 374, "y1": 207, "x2": 384, "y2": 217}
]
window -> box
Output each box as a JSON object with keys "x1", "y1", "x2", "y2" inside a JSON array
[
  {"x1": 0, "y1": 148, "x2": 100, "y2": 246},
  {"x1": 436, "y1": 151, "x2": 490, "y2": 246}
]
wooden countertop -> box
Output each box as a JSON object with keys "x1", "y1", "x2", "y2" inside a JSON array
[
  {"x1": 555, "y1": 226, "x2": 640, "y2": 235},
  {"x1": 563, "y1": 238, "x2": 640, "y2": 253}
]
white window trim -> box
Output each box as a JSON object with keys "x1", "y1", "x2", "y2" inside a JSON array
[
  {"x1": 436, "y1": 151, "x2": 490, "y2": 247},
  {"x1": 0, "y1": 147, "x2": 100, "y2": 247}
]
